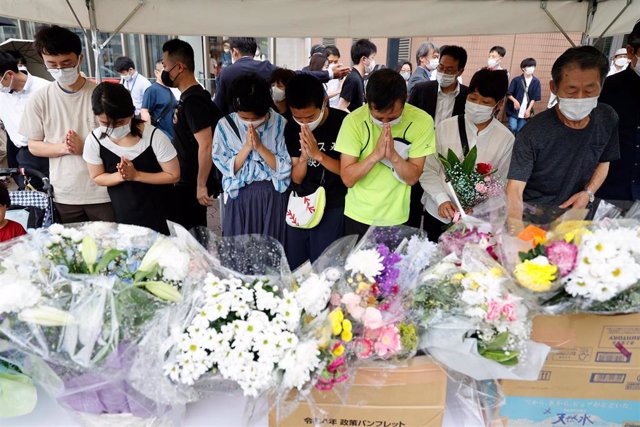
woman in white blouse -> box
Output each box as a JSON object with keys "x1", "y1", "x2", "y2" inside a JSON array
[{"x1": 420, "y1": 68, "x2": 514, "y2": 241}]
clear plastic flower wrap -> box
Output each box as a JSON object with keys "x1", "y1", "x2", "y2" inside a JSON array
[
  {"x1": 331, "y1": 226, "x2": 439, "y2": 365},
  {"x1": 0, "y1": 221, "x2": 210, "y2": 426},
  {"x1": 438, "y1": 196, "x2": 507, "y2": 260},
  {"x1": 133, "y1": 230, "x2": 354, "y2": 427},
  {"x1": 413, "y1": 244, "x2": 550, "y2": 381},
  {"x1": 0, "y1": 346, "x2": 38, "y2": 418},
  {"x1": 535, "y1": 219, "x2": 640, "y2": 314}
]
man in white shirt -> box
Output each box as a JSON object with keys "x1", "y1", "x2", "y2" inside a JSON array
[
  {"x1": 114, "y1": 56, "x2": 151, "y2": 117},
  {"x1": 607, "y1": 47, "x2": 630, "y2": 76},
  {"x1": 0, "y1": 51, "x2": 51, "y2": 186},
  {"x1": 420, "y1": 68, "x2": 513, "y2": 241}
]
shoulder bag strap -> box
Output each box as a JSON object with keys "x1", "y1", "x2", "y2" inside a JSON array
[
  {"x1": 224, "y1": 115, "x2": 241, "y2": 141},
  {"x1": 457, "y1": 114, "x2": 469, "y2": 156}
]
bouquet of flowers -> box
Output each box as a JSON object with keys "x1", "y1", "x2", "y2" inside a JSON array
[
  {"x1": 134, "y1": 232, "x2": 346, "y2": 416},
  {"x1": 506, "y1": 219, "x2": 640, "y2": 313},
  {"x1": 438, "y1": 146, "x2": 504, "y2": 211},
  {"x1": 414, "y1": 245, "x2": 549, "y2": 381},
  {"x1": 0, "y1": 222, "x2": 208, "y2": 425},
  {"x1": 333, "y1": 227, "x2": 439, "y2": 363}
]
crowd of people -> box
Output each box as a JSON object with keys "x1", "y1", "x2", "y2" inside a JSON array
[{"x1": 0, "y1": 21, "x2": 638, "y2": 270}]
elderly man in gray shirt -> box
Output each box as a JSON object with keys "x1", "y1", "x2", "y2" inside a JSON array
[{"x1": 506, "y1": 46, "x2": 619, "y2": 233}]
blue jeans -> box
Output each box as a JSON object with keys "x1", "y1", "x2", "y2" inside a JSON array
[{"x1": 508, "y1": 116, "x2": 528, "y2": 135}]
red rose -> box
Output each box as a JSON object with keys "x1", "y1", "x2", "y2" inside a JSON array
[{"x1": 476, "y1": 162, "x2": 493, "y2": 175}]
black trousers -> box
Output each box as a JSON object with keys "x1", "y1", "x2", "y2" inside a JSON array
[{"x1": 406, "y1": 183, "x2": 425, "y2": 229}]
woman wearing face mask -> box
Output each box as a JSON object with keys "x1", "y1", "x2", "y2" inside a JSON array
[
  {"x1": 270, "y1": 68, "x2": 295, "y2": 116},
  {"x1": 506, "y1": 58, "x2": 541, "y2": 135},
  {"x1": 212, "y1": 73, "x2": 292, "y2": 244},
  {"x1": 83, "y1": 82, "x2": 180, "y2": 234},
  {"x1": 420, "y1": 68, "x2": 513, "y2": 242},
  {"x1": 396, "y1": 61, "x2": 413, "y2": 85}
]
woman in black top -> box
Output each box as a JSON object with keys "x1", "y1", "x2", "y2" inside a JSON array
[{"x1": 83, "y1": 82, "x2": 180, "y2": 234}]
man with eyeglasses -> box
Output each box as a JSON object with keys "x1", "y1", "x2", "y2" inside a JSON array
[
  {"x1": 20, "y1": 25, "x2": 114, "y2": 223},
  {"x1": 407, "y1": 45, "x2": 469, "y2": 228},
  {"x1": 335, "y1": 69, "x2": 435, "y2": 238}
]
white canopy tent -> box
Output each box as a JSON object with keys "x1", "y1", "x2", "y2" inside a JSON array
[
  {"x1": 0, "y1": 0, "x2": 635, "y2": 38},
  {"x1": 0, "y1": 0, "x2": 636, "y2": 79}
]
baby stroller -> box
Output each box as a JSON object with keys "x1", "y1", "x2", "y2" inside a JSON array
[{"x1": 0, "y1": 168, "x2": 55, "y2": 229}]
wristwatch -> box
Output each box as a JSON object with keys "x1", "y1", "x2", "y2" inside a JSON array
[{"x1": 585, "y1": 189, "x2": 595, "y2": 203}]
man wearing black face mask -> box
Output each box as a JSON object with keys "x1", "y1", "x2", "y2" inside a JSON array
[{"x1": 161, "y1": 39, "x2": 222, "y2": 230}]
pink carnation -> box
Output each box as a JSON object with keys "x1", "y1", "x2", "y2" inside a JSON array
[
  {"x1": 341, "y1": 292, "x2": 365, "y2": 319},
  {"x1": 355, "y1": 338, "x2": 373, "y2": 359},
  {"x1": 485, "y1": 300, "x2": 502, "y2": 322},
  {"x1": 363, "y1": 307, "x2": 384, "y2": 329},
  {"x1": 374, "y1": 325, "x2": 402, "y2": 358},
  {"x1": 501, "y1": 302, "x2": 517, "y2": 321},
  {"x1": 546, "y1": 240, "x2": 578, "y2": 277},
  {"x1": 475, "y1": 182, "x2": 488, "y2": 194}
]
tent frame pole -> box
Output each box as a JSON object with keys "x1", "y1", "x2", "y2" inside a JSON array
[
  {"x1": 65, "y1": 0, "x2": 145, "y2": 81},
  {"x1": 592, "y1": 0, "x2": 633, "y2": 46},
  {"x1": 540, "y1": 1, "x2": 577, "y2": 47}
]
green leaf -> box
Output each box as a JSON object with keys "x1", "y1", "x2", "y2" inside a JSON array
[
  {"x1": 446, "y1": 148, "x2": 460, "y2": 166},
  {"x1": 461, "y1": 145, "x2": 478, "y2": 175},
  {"x1": 95, "y1": 249, "x2": 123, "y2": 273},
  {"x1": 485, "y1": 331, "x2": 510, "y2": 351}
]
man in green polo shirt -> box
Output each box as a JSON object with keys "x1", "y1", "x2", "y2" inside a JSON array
[{"x1": 336, "y1": 68, "x2": 435, "y2": 237}]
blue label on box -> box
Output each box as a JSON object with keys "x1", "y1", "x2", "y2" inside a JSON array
[{"x1": 501, "y1": 396, "x2": 640, "y2": 426}]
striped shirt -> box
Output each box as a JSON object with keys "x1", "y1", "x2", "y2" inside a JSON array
[{"x1": 212, "y1": 110, "x2": 292, "y2": 199}]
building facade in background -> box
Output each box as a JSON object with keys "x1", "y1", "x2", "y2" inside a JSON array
[{"x1": 0, "y1": 17, "x2": 628, "y2": 106}]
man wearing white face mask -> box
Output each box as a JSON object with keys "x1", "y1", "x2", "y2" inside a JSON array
[
  {"x1": 607, "y1": 48, "x2": 631, "y2": 77},
  {"x1": 408, "y1": 45, "x2": 469, "y2": 228},
  {"x1": 407, "y1": 42, "x2": 439, "y2": 95},
  {"x1": 114, "y1": 56, "x2": 151, "y2": 117},
  {"x1": 337, "y1": 39, "x2": 377, "y2": 112},
  {"x1": 336, "y1": 69, "x2": 435, "y2": 238},
  {"x1": 0, "y1": 51, "x2": 50, "y2": 187},
  {"x1": 421, "y1": 68, "x2": 513, "y2": 241},
  {"x1": 487, "y1": 46, "x2": 506, "y2": 71},
  {"x1": 507, "y1": 46, "x2": 619, "y2": 232},
  {"x1": 506, "y1": 58, "x2": 542, "y2": 135},
  {"x1": 597, "y1": 22, "x2": 640, "y2": 209},
  {"x1": 20, "y1": 25, "x2": 113, "y2": 223},
  {"x1": 284, "y1": 74, "x2": 348, "y2": 268}
]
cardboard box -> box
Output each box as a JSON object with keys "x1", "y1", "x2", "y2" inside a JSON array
[
  {"x1": 270, "y1": 356, "x2": 447, "y2": 427},
  {"x1": 499, "y1": 313, "x2": 640, "y2": 426}
]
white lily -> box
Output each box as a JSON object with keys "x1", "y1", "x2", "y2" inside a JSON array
[{"x1": 18, "y1": 306, "x2": 75, "y2": 326}]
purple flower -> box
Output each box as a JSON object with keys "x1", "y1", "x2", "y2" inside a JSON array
[
  {"x1": 375, "y1": 244, "x2": 401, "y2": 295},
  {"x1": 546, "y1": 240, "x2": 578, "y2": 277}
]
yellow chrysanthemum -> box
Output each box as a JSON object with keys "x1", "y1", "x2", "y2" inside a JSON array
[
  {"x1": 328, "y1": 308, "x2": 344, "y2": 336},
  {"x1": 514, "y1": 257, "x2": 558, "y2": 292},
  {"x1": 357, "y1": 282, "x2": 369, "y2": 293},
  {"x1": 551, "y1": 220, "x2": 591, "y2": 244},
  {"x1": 332, "y1": 344, "x2": 345, "y2": 356},
  {"x1": 341, "y1": 329, "x2": 353, "y2": 342},
  {"x1": 342, "y1": 319, "x2": 352, "y2": 333},
  {"x1": 451, "y1": 273, "x2": 465, "y2": 284}
]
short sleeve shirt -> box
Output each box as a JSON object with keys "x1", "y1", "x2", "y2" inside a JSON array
[
  {"x1": 335, "y1": 103, "x2": 436, "y2": 225},
  {"x1": 173, "y1": 84, "x2": 221, "y2": 186},
  {"x1": 339, "y1": 68, "x2": 365, "y2": 112},
  {"x1": 83, "y1": 123, "x2": 177, "y2": 165},
  {"x1": 508, "y1": 104, "x2": 620, "y2": 206},
  {"x1": 284, "y1": 107, "x2": 348, "y2": 209},
  {"x1": 142, "y1": 83, "x2": 177, "y2": 140}
]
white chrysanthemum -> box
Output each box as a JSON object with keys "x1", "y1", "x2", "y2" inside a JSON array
[
  {"x1": 0, "y1": 277, "x2": 42, "y2": 313},
  {"x1": 295, "y1": 273, "x2": 332, "y2": 316},
  {"x1": 280, "y1": 340, "x2": 321, "y2": 389},
  {"x1": 345, "y1": 249, "x2": 384, "y2": 281}
]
